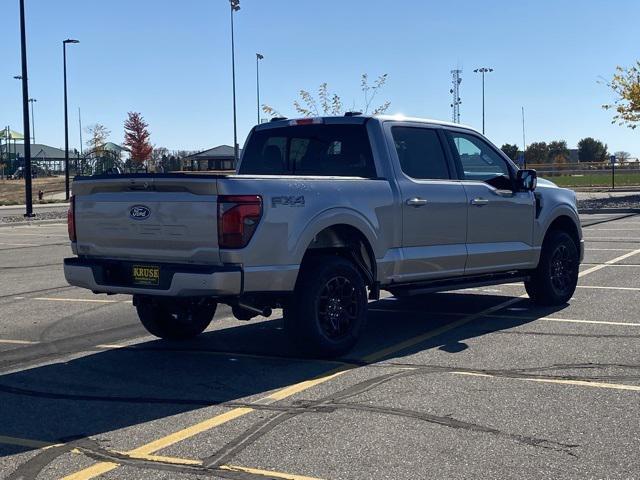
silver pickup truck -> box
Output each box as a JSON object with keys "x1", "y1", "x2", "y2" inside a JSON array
[{"x1": 64, "y1": 115, "x2": 583, "y2": 356}]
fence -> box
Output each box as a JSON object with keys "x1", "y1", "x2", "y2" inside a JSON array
[{"x1": 525, "y1": 160, "x2": 640, "y2": 188}]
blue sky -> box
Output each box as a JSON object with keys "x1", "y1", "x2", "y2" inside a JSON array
[{"x1": 1, "y1": 0, "x2": 638, "y2": 156}]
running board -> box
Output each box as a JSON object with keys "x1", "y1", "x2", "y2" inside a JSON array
[{"x1": 389, "y1": 271, "x2": 530, "y2": 297}]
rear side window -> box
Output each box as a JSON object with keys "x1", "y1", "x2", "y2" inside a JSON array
[
  {"x1": 391, "y1": 127, "x2": 451, "y2": 180},
  {"x1": 239, "y1": 124, "x2": 376, "y2": 177}
]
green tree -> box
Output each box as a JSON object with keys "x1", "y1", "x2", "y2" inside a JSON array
[
  {"x1": 602, "y1": 61, "x2": 640, "y2": 129},
  {"x1": 263, "y1": 73, "x2": 391, "y2": 118},
  {"x1": 501, "y1": 143, "x2": 519, "y2": 161},
  {"x1": 578, "y1": 137, "x2": 608, "y2": 162},
  {"x1": 548, "y1": 140, "x2": 570, "y2": 163},
  {"x1": 525, "y1": 142, "x2": 549, "y2": 165}
]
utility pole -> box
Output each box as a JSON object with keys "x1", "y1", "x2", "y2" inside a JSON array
[
  {"x1": 256, "y1": 53, "x2": 264, "y2": 125},
  {"x1": 450, "y1": 69, "x2": 462, "y2": 124},
  {"x1": 522, "y1": 107, "x2": 527, "y2": 169},
  {"x1": 473, "y1": 67, "x2": 493, "y2": 134},
  {"x1": 19, "y1": 0, "x2": 34, "y2": 217},
  {"x1": 63, "y1": 38, "x2": 79, "y2": 200},
  {"x1": 229, "y1": 0, "x2": 240, "y2": 166}
]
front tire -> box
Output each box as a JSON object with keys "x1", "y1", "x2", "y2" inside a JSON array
[
  {"x1": 284, "y1": 255, "x2": 367, "y2": 358},
  {"x1": 525, "y1": 230, "x2": 579, "y2": 306},
  {"x1": 135, "y1": 297, "x2": 216, "y2": 340}
]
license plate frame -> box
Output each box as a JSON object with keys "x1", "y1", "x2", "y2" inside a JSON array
[{"x1": 132, "y1": 265, "x2": 160, "y2": 286}]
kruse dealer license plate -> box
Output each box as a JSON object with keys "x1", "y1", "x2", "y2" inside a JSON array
[{"x1": 132, "y1": 265, "x2": 160, "y2": 286}]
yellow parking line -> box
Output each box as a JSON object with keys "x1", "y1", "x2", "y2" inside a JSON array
[
  {"x1": 61, "y1": 294, "x2": 524, "y2": 480},
  {"x1": 453, "y1": 371, "x2": 640, "y2": 392},
  {"x1": 219, "y1": 464, "x2": 325, "y2": 480},
  {"x1": 370, "y1": 309, "x2": 640, "y2": 328},
  {"x1": 61, "y1": 247, "x2": 638, "y2": 480}
]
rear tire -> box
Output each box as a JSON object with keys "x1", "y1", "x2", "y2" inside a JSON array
[
  {"x1": 284, "y1": 255, "x2": 367, "y2": 358},
  {"x1": 135, "y1": 297, "x2": 216, "y2": 340},
  {"x1": 525, "y1": 230, "x2": 579, "y2": 306}
]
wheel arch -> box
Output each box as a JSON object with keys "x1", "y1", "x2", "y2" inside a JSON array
[
  {"x1": 542, "y1": 214, "x2": 581, "y2": 252},
  {"x1": 296, "y1": 222, "x2": 378, "y2": 294}
]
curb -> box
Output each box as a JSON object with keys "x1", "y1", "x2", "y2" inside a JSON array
[
  {"x1": 579, "y1": 208, "x2": 640, "y2": 215},
  {"x1": 0, "y1": 218, "x2": 67, "y2": 228},
  {"x1": 0, "y1": 203, "x2": 69, "y2": 211}
]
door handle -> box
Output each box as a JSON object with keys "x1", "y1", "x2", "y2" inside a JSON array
[
  {"x1": 406, "y1": 198, "x2": 428, "y2": 207},
  {"x1": 471, "y1": 197, "x2": 489, "y2": 206}
]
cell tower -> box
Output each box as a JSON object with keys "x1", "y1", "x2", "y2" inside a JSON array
[{"x1": 450, "y1": 69, "x2": 462, "y2": 123}]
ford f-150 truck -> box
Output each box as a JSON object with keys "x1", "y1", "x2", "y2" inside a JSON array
[{"x1": 64, "y1": 115, "x2": 583, "y2": 357}]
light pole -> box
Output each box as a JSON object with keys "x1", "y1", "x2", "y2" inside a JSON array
[
  {"x1": 473, "y1": 67, "x2": 493, "y2": 134},
  {"x1": 256, "y1": 53, "x2": 263, "y2": 125},
  {"x1": 18, "y1": 0, "x2": 34, "y2": 217},
  {"x1": 28, "y1": 98, "x2": 37, "y2": 143},
  {"x1": 229, "y1": 0, "x2": 240, "y2": 166},
  {"x1": 63, "y1": 38, "x2": 79, "y2": 201}
]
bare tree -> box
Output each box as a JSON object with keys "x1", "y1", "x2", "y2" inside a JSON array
[
  {"x1": 85, "y1": 123, "x2": 110, "y2": 155},
  {"x1": 263, "y1": 73, "x2": 391, "y2": 118}
]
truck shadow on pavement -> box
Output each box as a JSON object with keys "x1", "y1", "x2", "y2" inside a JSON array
[{"x1": 0, "y1": 291, "x2": 565, "y2": 458}]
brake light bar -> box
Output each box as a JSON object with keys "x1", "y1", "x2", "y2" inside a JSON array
[
  {"x1": 67, "y1": 195, "x2": 76, "y2": 242},
  {"x1": 217, "y1": 195, "x2": 263, "y2": 249},
  {"x1": 289, "y1": 118, "x2": 323, "y2": 126}
]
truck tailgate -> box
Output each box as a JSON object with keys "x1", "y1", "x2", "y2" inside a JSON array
[{"x1": 73, "y1": 175, "x2": 222, "y2": 264}]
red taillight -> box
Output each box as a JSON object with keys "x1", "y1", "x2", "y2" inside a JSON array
[
  {"x1": 67, "y1": 195, "x2": 76, "y2": 242},
  {"x1": 217, "y1": 195, "x2": 262, "y2": 249}
]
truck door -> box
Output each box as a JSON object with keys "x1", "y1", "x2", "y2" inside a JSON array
[
  {"x1": 444, "y1": 130, "x2": 535, "y2": 274},
  {"x1": 387, "y1": 124, "x2": 468, "y2": 283}
]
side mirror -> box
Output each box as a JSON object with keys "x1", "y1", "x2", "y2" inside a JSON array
[{"x1": 516, "y1": 169, "x2": 537, "y2": 192}]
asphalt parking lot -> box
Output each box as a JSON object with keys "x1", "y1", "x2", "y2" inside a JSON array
[{"x1": 0, "y1": 213, "x2": 639, "y2": 479}]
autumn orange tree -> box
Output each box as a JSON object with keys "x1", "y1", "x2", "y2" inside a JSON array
[{"x1": 123, "y1": 112, "x2": 153, "y2": 167}]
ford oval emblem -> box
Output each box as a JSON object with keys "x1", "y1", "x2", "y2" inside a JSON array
[{"x1": 129, "y1": 205, "x2": 151, "y2": 220}]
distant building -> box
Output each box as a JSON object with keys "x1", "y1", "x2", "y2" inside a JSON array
[
  {"x1": 183, "y1": 145, "x2": 239, "y2": 171},
  {"x1": 0, "y1": 143, "x2": 68, "y2": 173}
]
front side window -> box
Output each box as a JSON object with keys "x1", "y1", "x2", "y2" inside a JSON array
[
  {"x1": 391, "y1": 127, "x2": 450, "y2": 180},
  {"x1": 446, "y1": 131, "x2": 512, "y2": 184},
  {"x1": 239, "y1": 124, "x2": 375, "y2": 177}
]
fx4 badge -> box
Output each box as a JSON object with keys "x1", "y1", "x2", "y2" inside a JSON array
[{"x1": 271, "y1": 196, "x2": 305, "y2": 208}]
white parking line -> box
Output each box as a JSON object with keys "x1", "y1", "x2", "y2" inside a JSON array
[
  {"x1": 0, "y1": 339, "x2": 40, "y2": 345},
  {"x1": 583, "y1": 237, "x2": 640, "y2": 241},
  {"x1": 0, "y1": 232, "x2": 67, "y2": 237},
  {"x1": 585, "y1": 249, "x2": 634, "y2": 253},
  {"x1": 32, "y1": 297, "x2": 131, "y2": 304},
  {"x1": 577, "y1": 285, "x2": 640, "y2": 292},
  {"x1": 579, "y1": 248, "x2": 640, "y2": 277},
  {"x1": 453, "y1": 371, "x2": 640, "y2": 392},
  {"x1": 0, "y1": 242, "x2": 40, "y2": 247}
]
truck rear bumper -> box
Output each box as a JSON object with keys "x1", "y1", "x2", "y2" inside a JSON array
[{"x1": 63, "y1": 258, "x2": 242, "y2": 297}]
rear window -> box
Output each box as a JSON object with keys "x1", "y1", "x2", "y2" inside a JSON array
[{"x1": 239, "y1": 124, "x2": 376, "y2": 177}]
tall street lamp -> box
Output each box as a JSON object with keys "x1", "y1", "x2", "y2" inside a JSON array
[
  {"x1": 28, "y1": 98, "x2": 37, "y2": 143},
  {"x1": 229, "y1": 0, "x2": 240, "y2": 166},
  {"x1": 63, "y1": 38, "x2": 79, "y2": 201},
  {"x1": 18, "y1": 0, "x2": 34, "y2": 217},
  {"x1": 256, "y1": 53, "x2": 264, "y2": 125},
  {"x1": 473, "y1": 67, "x2": 493, "y2": 135}
]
